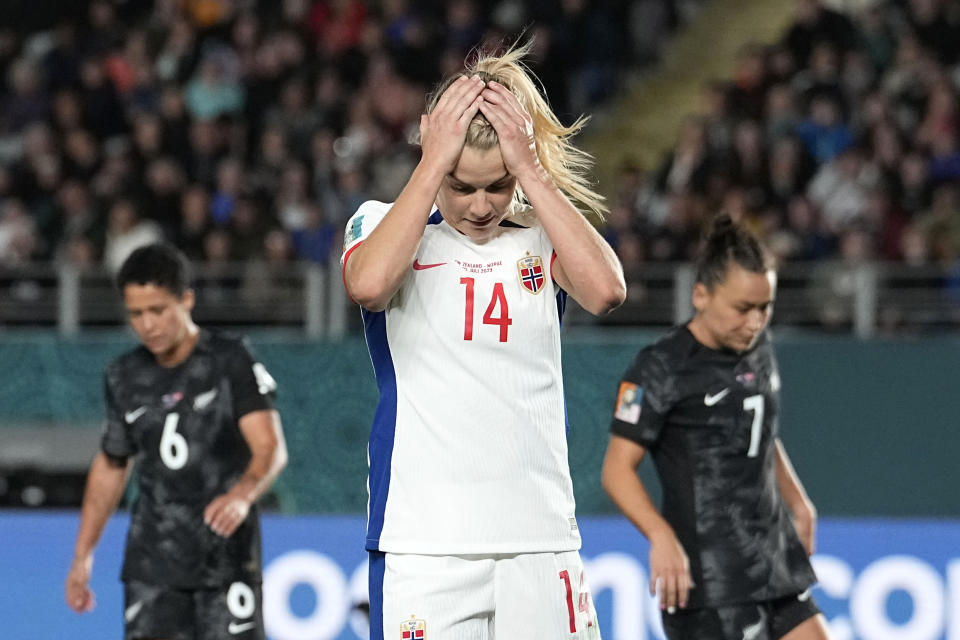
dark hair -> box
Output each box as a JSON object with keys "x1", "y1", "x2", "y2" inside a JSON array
[
  {"x1": 695, "y1": 214, "x2": 771, "y2": 290},
  {"x1": 116, "y1": 242, "x2": 192, "y2": 297}
]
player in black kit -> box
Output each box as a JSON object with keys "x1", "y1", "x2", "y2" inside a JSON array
[
  {"x1": 602, "y1": 216, "x2": 830, "y2": 640},
  {"x1": 65, "y1": 243, "x2": 288, "y2": 640}
]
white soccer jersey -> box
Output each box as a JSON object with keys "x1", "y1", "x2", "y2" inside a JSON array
[{"x1": 342, "y1": 200, "x2": 581, "y2": 554}]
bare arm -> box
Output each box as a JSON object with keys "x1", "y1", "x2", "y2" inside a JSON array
[
  {"x1": 479, "y1": 81, "x2": 626, "y2": 315},
  {"x1": 345, "y1": 76, "x2": 486, "y2": 310},
  {"x1": 66, "y1": 452, "x2": 132, "y2": 613},
  {"x1": 602, "y1": 434, "x2": 692, "y2": 611},
  {"x1": 204, "y1": 409, "x2": 287, "y2": 538},
  {"x1": 775, "y1": 437, "x2": 818, "y2": 555}
]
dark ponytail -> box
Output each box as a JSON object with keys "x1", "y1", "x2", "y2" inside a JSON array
[{"x1": 695, "y1": 214, "x2": 770, "y2": 290}]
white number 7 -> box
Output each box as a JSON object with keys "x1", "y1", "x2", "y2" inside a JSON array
[{"x1": 743, "y1": 394, "x2": 764, "y2": 458}]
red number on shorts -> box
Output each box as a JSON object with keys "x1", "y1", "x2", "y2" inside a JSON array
[
  {"x1": 559, "y1": 570, "x2": 576, "y2": 633},
  {"x1": 578, "y1": 571, "x2": 593, "y2": 626}
]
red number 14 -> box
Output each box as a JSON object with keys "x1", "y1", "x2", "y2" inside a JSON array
[{"x1": 460, "y1": 277, "x2": 512, "y2": 342}]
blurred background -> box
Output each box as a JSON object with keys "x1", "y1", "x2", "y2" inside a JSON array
[{"x1": 0, "y1": 0, "x2": 958, "y2": 638}]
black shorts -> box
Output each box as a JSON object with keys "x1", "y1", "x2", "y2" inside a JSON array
[
  {"x1": 661, "y1": 590, "x2": 821, "y2": 640},
  {"x1": 123, "y1": 580, "x2": 264, "y2": 640}
]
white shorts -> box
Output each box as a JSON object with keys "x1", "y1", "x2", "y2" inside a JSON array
[{"x1": 369, "y1": 550, "x2": 601, "y2": 640}]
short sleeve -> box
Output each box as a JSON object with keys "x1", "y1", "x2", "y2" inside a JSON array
[
  {"x1": 226, "y1": 338, "x2": 276, "y2": 419},
  {"x1": 100, "y1": 370, "x2": 135, "y2": 459},
  {"x1": 609, "y1": 349, "x2": 675, "y2": 447},
  {"x1": 341, "y1": 200, "x2": 392, "y2": 264}
]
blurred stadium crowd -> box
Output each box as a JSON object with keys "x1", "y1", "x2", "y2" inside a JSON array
[
  {"x1": 608, "y1": 0, "x2": 960, "y2": 276},
  {"x1": 2, "y1": 0, "x2": 960, "y2": 327},
  {"x1": 0, "y1": 0, "x2": 695, "y2": 273}
]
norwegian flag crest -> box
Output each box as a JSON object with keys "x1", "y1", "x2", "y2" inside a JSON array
[
  {"x1": 517, "y1": 255, "x2": 546, "y2": 294},
  {"x1": 401, "y1": 618, "x2": 426, "y2": 639}
]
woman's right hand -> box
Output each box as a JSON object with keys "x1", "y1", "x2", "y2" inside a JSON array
[
  {"x1": 419, "y1": 75, "x2": 485, "y2": 176},
  {"x1": 648, "y1": 527, "x2": 693, "y2": 612},
  {"x1": 66, "y1": 554, "x2": 96, "y2": 613}
]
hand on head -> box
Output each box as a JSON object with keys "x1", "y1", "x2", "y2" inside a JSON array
[
  {"x1": 421, "y1": 74, "x2": 541, "y2": 181},
  {"x1": 419, "y1": 75, "x2": 485, "y2": 176},
  {"x1": 478, "y1": 80, "x2": 540, "y2": 180}
]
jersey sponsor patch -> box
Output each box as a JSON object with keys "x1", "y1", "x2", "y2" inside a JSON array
[
  {"x1": 614, "y1": 382, "x2": 642, "y2": 423},
  {"x1": 517, "y1": 255, "x2": 545, "y2": 294},
  {"x1": 401, "y1": 617, "x2": 426, "y2": 639}
]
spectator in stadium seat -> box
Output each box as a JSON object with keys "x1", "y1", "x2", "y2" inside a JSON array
[
  {"x1": 808, "y1": 221, "x2": 875, "y2": 329},
  {"x1": 656, "y1": 116, "x2": 714, "y2": 196},
  {"x1": 786, "y1": 195, "x2": 835, "y2": 261},
  {"x1": 782, "y1": 0, "x2": 856, "y2": 70},
  {"x1": 0, "y1": 57, "x2": 50, "y2": 135},
  {"x1": 230, "y1": 196, "x2": 275, "y2": 262},
  {"x1": 806, "y1": 143, "x2": 875, "y2": 233},
  {"x1": 0, "y1": 197, "x2": 38, "y2": 265},
  {"x1": 176, "y1": 183, "x2": 212, "y2": 261},
  {"x1": 184, "y1": 48, "x2": 245, "y2": 120},
  {"x1": 241, "y1": 228, "x2": 300, "y2": 319},
  {"x1": 102, "y1": 198, "x2": 164, "y2": 274},
  {"x1": 796, "y1": 94, "x2": 853, "y2": 165},
  {"x1": 603, "y1": 214, "x2": 830, "y2": 640}
]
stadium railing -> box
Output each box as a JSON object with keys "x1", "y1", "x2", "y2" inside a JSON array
[{"x1": 1, "y1": 260, "x2": 957, "y2": 336}]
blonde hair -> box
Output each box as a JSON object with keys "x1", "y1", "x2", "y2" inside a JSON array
[{"x1": 425, "y1": 41, "x2": 608, "y2": 219}]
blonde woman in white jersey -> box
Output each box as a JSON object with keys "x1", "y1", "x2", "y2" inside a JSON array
[{"x1": 342, "y1": 42, "x2": 625, "y2": 640}]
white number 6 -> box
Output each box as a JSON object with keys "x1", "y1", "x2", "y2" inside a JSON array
[{"x1": 159, "y1": 412, "x2": 188, "y2": 470}]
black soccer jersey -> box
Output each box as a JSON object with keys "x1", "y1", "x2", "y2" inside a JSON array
[
  {"x1": 610, "y1": 326, "x2": 816, "y2": 609},
  {"x1": 101, "y1": 329, "x2": 276, "y2": 588}
]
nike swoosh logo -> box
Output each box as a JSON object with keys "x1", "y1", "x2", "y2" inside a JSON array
[
  {"x1": 124, "y1": 406, "x2": 148, "y2": 424},
  {"x1": 704, "y1": 388, "x2": 730, "y2": 406},
  {"x1": 742, "y1": 619, "x2": 764, "y2": 640},
  {"x1": 797, "y1": 588, "x2": 811, "y2": 602},
  {"x1": 412, "y1": 259, "x2": 446, "y2": 270},
  {"x1": 228, "y1": 621, "x2": 256, "y2": 635},
  {"x1": 124, "y1": 600, "x2": 143, "y2": 622}
]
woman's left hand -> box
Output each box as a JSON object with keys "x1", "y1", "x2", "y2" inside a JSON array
[{"x1": 478, "y1": 81, "x2": 541, "y2": 180}]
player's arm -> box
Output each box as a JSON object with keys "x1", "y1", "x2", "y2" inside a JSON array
[
  {"x1": 478, "y1": 81, "x2": 625, "y2": 316},
  {"x1": 775, "y1": 437, "x2": 818, "y2": 555},
  {"x1": 204, "y1": 409, "x2": 287, "y2": 538},
  {"x1": 345, "y1": 76, "x2": 486, "y2": 311},
  {"x1": 602, "y1": 435, "x2": 692, "y2": 611},
  {"x1": 66, "y1": 451, "x2": 132, "y2": 613}
]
